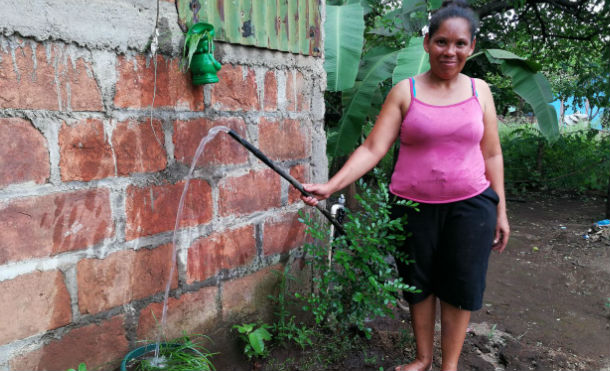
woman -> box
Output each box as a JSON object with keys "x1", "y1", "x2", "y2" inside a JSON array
[{"x1": 301, "y1": 1, "x2": 510, "y2": 370}]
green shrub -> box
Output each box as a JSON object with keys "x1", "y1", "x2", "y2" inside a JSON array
[
  {"x1": 297, "y1": 170, "x2": 420, "y2": 338},
  {"x1": 500, "y1": 123, "x2": 610, "y2": 193}
]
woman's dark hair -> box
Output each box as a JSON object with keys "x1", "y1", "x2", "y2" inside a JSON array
[{"x1": 428, "y1": 0, "x2": 479, "y2": 41}]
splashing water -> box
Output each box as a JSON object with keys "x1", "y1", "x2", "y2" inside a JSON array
[{"x1": 153, "y1": 125, "x2": 231, "y2": 361}]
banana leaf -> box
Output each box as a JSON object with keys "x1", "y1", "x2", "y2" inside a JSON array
[
  {"x1": 428, "y1": 0, "x2": 443, "y2": 10},
  {"x1": 485, "y1": 50, "x2": 559, "y2": 142},
  {"x1": 324, "y1": 3, "x2": 365, "y2": 92},
  {"x1": 392, "y1": 37, "x2": 429, "y2": 84},
  {"x1": 328, "y1": 47, "x2": 399, "y2": 158}
]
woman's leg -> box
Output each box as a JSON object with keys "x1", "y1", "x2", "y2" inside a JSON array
[
  {"x1": 395, "y1": 294, "x2": 436, "y2": 371},
  {"x1": 439, "y1": 300, "x2": 471, "y2": 371}
]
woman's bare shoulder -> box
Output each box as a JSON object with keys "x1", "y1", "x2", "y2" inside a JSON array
[
  {"x1": 393, "y1": 77, "x2": 412, "y2": 91},
  {"x1": 472, "y1": 77, "x2": 492, "y2": 95},
  {"x1": 387, "y1": 78, "x2": 414, "y2": 115}
]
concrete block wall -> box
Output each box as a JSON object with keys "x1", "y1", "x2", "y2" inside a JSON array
[{"x1": 0, "y1": 1, "x2": 327, "y2": 370}]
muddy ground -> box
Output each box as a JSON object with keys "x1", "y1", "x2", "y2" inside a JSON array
[{"x1": 219, "y1": 194, "x2": 610, "y2": 371}]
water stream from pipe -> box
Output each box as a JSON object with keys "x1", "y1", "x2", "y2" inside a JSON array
[{"x1": 152, "y1": 125, "x2": 231, "y2": 362}]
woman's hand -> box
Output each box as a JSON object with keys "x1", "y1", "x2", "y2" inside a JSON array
[
  {"x1": 493, "y1": 211, "x2": 510, "y2": 253},
  {"x1": 300, "y1": 183, "x2": 334, "y2": 206}
]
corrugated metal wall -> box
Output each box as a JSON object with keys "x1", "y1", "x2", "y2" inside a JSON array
[{"x1": 177, "y1": 0, "x2": 322, "y2": 56}]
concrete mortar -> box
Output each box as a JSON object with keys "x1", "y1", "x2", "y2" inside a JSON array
[
  {"x1": 90, "y1": 50, "x2": 118, "y2": 110},
  {"x1": 0, "y1": 0, "x2": 158, "y2": 53},
  {"x1": 30, "y1": 117, "x2": 62, "y2": 185}
]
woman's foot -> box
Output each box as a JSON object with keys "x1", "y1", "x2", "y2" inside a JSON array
[{"x1": 394, "y1": 358, "x2": 432, "y2": 371}]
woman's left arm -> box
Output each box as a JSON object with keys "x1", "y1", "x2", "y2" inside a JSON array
[{"x1": 477, "y1": 79, "x2": 510, "y2": 253}]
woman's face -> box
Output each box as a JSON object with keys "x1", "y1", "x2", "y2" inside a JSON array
[{"x1": 424, "y1": 17, "x2": 475, "y2": 80}]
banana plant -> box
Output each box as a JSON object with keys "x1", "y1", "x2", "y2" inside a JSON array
[{"x1": 324, "y1": 0, "x2": 560, "y2": 163}]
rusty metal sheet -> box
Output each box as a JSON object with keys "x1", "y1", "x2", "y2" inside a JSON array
[{"x1": 177, "y1": 0, "x2": 322, "y2": 57}]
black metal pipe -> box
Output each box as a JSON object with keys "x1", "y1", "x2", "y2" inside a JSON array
[{"x1": 227, "y1": 129, "x2": 345, "y2": 235}]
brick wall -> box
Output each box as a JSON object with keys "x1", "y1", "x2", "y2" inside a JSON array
[{"x1": 0, "y1": 1, "x2": 326, "y2": 370}]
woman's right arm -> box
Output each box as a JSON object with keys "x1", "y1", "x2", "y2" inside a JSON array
[{"x1": 302, "y1": 80, "x2": 410, "y2": 206}]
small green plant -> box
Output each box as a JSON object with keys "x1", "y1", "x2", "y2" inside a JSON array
[
  {"x1": 488, "y1": 324, "x2": 498, "y2": 339},
  {"x1": 233, "y1": 323, "x2": 273, "y2": 360},
  {"x1": 126, "y1": 333, "x2": 216, "y2": 371},
  {"x1": 398, "y1": 328, "x2": 414, "y2": 348},
  {"x1": 269, "y1": 266, "x2": 314, "y2": 350},
  {"x1": 363, "y1": 350, "x2": 377, "y2": 365},
  {"x1": 605, "y1": 297, "x2": 610, "y2": 309},
  {"x1": 67, "y1": 363, "x2": 87, "y2": 371},
  {"x1": 298, "y1": 169, "x2": 420, "y2": 338}
]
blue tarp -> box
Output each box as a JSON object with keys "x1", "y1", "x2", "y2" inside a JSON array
[{"x1": 551, "y1": 96, "x2": 606, "y2": 129}]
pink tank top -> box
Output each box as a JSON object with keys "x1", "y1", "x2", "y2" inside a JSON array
[{"x1": 389, "y1": 77, "x2": 490, "y2": 203}]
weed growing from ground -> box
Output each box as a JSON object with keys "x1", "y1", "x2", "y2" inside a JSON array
[
  {"x1": 268, "y1": 266, "x2": 314, "y2": 350},
  {"x1": 67, "y1": 364, "x2": 87, "y2": 371},
  {"x1": 233, "y1": 323, "x2": 273, "y2": 360}
]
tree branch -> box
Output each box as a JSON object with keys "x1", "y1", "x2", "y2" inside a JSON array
[
  {"x1": 476, "y1": 0, "x2": 514, "y2": 18},
  {"x1": 532, "y1": 2, "x2": 548, "y2": 43},
  {"x1": 546, "y1": 32, "x2": 596, "y2": 41},
  {"x1": 477, "y1": 0, "x2": 587, "y2": 19}
]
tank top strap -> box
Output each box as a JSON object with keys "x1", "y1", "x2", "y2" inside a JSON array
[
  {"x1": 470, "y1": 78, "x2": 478, "y2": 97},
  {"x1": 410, "y1": 77, "x2": 416, "y2": 98}
]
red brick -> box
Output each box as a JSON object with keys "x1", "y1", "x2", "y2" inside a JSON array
[
  {"x1": 0, "y1": 42, "x2": 102, "y2": 111},
  {"x1": 0, "y1": 189, "x2": 114, "y2": 264},
  {"x1": 0, "y1": 271, "x2": 71, "y2": 346},
  {"x1": 263, "y1": 213, "x2": 306, "y2": 256},
  {"x1": 264, "y1": 70, "x2": 277, "y2": 111},
  {"x1": 114, "y1": 54, "x2": 204, "y2": 110},
  {"x1": 173, "y1": 117, "x2": 248, "y2": 167},
  {"x1": 218, "y1": 169, "x2": 281, "y2": 217},
  {"x1": 186, "y1": 226, "x2": 256, "y2": 284},
  {"x1": 295, "y1": 71, "x2": 310, "y2": 112},
  {"x1": 138, "y1": 286, "x2": 218, "y2": 341},
  {"x1": 77, "y1": 244, "x2": 178, "y2": 315},
  {"x1": 258, "y1": 117, "x2": 310, "y2": 161},
  {"x1": 288, "y1": 164, "x2": 309, "y2": 204},
  {"x1": 0, "y1": 118, "x2": 49, "y2": 187},
  {"x1": 113, "y1": 119, "x2": 167, "y2": 175},
  {"x1": 58, "y1": 55, "x2": 104, "y2": 111},
  {"x1": 285, "y1": 70, "x2": 296, "y2": 111},
  {"x1": 59, "y1": 119, "x2": 114, "y2": 181},
  {"x1": 210, "y1": 64, "x2": 259, "y2": 111},
  {"x1": 10, "y1": 315, "x2": 128, "y2": 371},
  {"x1": 222, "y1": 264, "x2": 283, "y2": 320},
  {"x1": 125, "y1": 180, "x2": 212, "y2": 240}
]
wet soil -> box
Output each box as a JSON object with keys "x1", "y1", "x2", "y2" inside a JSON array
[{"x1": 220, "y1": 194, "x2": 610, "y2": 371}]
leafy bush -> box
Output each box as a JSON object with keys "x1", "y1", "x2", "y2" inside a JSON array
[
  {"x1": 501, "y1": 123, "x2": 610, "y2": 193},
  {"x1": 297, "y1": 171, "x2": 419, "y2": 337}
]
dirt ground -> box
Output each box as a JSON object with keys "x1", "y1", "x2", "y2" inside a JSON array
[
  {"x1": 220, "y1": 194, "x2": 610, "y2": 371},
  {"x1": 465, "y1": 193, "x2": 610, "y2": 370}
]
